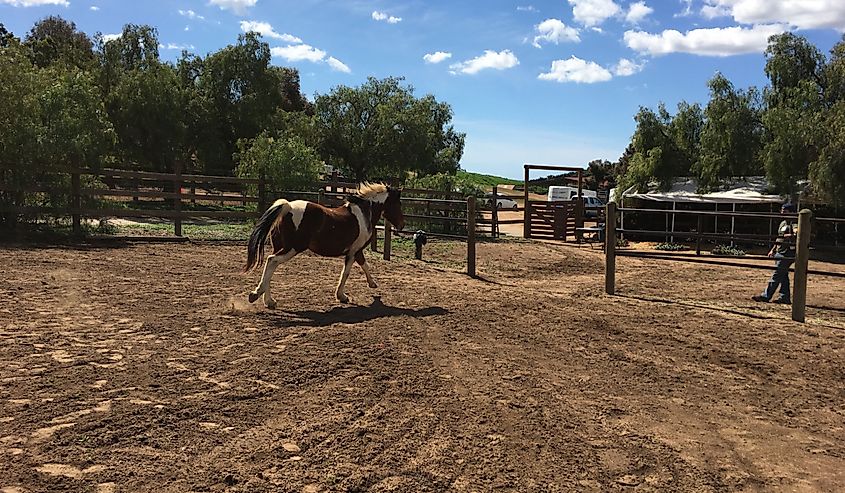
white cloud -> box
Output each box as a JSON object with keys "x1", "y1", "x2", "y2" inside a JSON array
[
  {"x1": 538, "y1": 56, "x2": 612, "y2": 83},
  {"x1": 185, "y1": 25, "x2": 190, "y2": 31},
  {"x1": 701, "y1": 0, "x2": 845, "y2": 30},
  {"x1": 675, "y1": 0, "x2": 693, "y2": 17},
  {"x1": 532, "y1": 19, "x2": 580, "y2": 48},
  {"x1": 0, "y1": 0, "x2": 68, "y2": 6},
  {"x1": 208, "y1": 0, "x2": 256, "y2": 16},
  {"x1": 271, "y1": 44, "x2": 326, "y2": 63},
  {"x1": 240, "y1": 20, "x2": 301, "y2": 43},
  {"x1": 517, "y1": 5, "x2": 538, "y2": 12},
  {"x1": 326, "y1": 56, "x2": 351, "y2": 73},
  {"x1": 160, "y1": 43, "x2": 196, "y2": 51},
  {"x1": 449, "y1": 50, "x2": 519, "y2": 75},
  {"x1": 271, "y1": 44, "x2": 350, "y2": 72},
  {"x1": 613, "y1": 58, "x2": 644, "y2": 76},
  {"x1": 423, "y1": 51, "x2": 452, "y2": 64},
  {"x1": 625, "y1": 1, "x2": 653, "y2": 24},
  {"x1": 624, "y1": 24, "x2": 787, "y2": 57},
  {"x1": 372, "y1": 10, "x2": 402, "y2": 24},
  {"x1": 89, "y1": 5, "x2": 99, "y2": 11},
  {"x1": 101, "y1": 33, "x2": 121, "y2": 42},
  {"x1": 568, "y1": 0, "x2": 621, "y2": 27},
  {"x1": 178, "y1": 9, "x2": 205, "y2": 21}
]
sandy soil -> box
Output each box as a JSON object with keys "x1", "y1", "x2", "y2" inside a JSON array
[{"x1": 1, "y1": 239, "x2": 844, "y2": 492}]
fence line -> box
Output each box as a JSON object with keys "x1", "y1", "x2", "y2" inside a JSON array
[{"x1": 605, "y1": 203, "x2": 844, "y2": 323}]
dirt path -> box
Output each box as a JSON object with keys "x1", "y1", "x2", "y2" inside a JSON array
[{"x1": 1, "y1": 241, "x2": 843, "y2": 492}]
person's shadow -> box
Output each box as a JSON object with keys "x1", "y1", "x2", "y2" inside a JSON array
[{"x1": 261, "y1": 296, "x2": 448, "y2": 328}]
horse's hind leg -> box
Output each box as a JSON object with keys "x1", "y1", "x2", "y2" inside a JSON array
[
  {"x1": 249, "y1": 248, "x2": 297, "y2": 309},
  {"x1": 355, "y1": 250, "x2": 378, "y2": 288}
]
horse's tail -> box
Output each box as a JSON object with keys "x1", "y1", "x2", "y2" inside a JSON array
[{"x1": 244, "y1": 199, "x2": 290, "y2": 273}]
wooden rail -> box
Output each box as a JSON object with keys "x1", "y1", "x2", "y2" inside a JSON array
[{"x1": 604, "y1": 202, "x2": 844, "y2": 323}]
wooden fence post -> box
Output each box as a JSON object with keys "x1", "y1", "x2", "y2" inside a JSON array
[
  {"x1": 605, "y1": 201, "x2": 617, "y2": 295},
  {"x1": 371, "y1": 224, "x2": 378, "y2": 251},
  {"x1": 318, "y1": 189, "x2": 325, "y2": 206},
  {"x1": 523, "y1": 166, "x2": 530, "y2": 238},
  {"x1": 258, "y1": 173, "x2": 266, "y2": 213},
  {"x1": 71, "y1": 171, "x2": 81, "y2": 236},
  {"x1": 174, "y1": 163, "x2": 183, "y2": 237},
  {"x1": 383, "y1": 221, "x2": 392, "y2": 261},
  {"x1": 695, "y1": 214, "x2": 703, "y2": 256},
  {"x1": 467, "y1": 196, "x2": 476, "y2": 277},
  {"x1": 575, "y1": 196, "x2": 585, "y2": 234},
  {"x1": 491, "y1": 185, "x2": 498, "y2": 238},
  {"x1": 792, "y1": 209, "x2": 812, "y2": 323}
]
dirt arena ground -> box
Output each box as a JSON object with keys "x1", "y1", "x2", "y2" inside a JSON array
[{"x1": 1, "y1": 239, "x2": 844, "y2": 492}]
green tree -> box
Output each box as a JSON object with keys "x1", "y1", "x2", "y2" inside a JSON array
[
  {"x1": 617, "y1": 104, "x2": 689, "y2": 192},
  {"x1": 197, "y1": 32, "x2": 294, "y2": 175},
  {"x1": 1, "y1": 37, "x2": 113, "y2": 228},
  {"x1": 97, "y1": 25, "x2": 186, "y2": 173},
  {"x1": 586, "y1": 159, "x2": 613, "y2": 189},
  {"x1": 696, "y1": 73, "x2": 763, "y2": 190},
  {"x1": 235, "y1": 132, "x2": 322, "y2": 192},
  {"x1": 314, "y1": 76, "x2": 465, "y2": 181},
  {"x1": 669, "y1": 101, "x2": 704, "y2": 176},
  {"x1": 761, "y1": 33, "x2": 825, "y2": 195},
  {"x1": 0, "y1": 24, "x2": 16, "y2": 48},
  {"x1": 811, "y1": 36, "x2": 845, "y2": 205},
  {"x1": 0, "y1": 38, "x2": 43, "y2": 227},
  {"x1": 24, "y1": 15, "x2": 95, "y2": 70}
]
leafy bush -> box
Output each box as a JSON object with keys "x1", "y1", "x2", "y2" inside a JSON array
[
  {"x1": 235, "y1": 132, "x2": 322, "y2": 195},
  {"x1": 654, "y1": 242, "x2": 688, "y2": 251},
  {"x1": 711, "y1": 244, "x2": 746, "y2": 256}
]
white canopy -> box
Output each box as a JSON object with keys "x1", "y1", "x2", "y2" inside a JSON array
[{"x1": 622, "y1": 177, "x2": 784, "y2": 204}]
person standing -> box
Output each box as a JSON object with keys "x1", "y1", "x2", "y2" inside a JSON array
[{"x1": 753, "y1": 202, "x2": 797, "y2": 304}]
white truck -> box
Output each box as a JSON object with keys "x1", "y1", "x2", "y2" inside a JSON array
[{"x1": 547, "y1": 186, "x2": 597, "y2": 202}]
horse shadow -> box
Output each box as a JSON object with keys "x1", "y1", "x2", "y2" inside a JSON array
[{"x1": 263, "y1": 296, "x2": 448, "y2": 328}]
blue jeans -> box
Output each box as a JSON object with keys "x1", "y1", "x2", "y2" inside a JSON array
[{"x1": 761, "y1": 253, "x2": 794, "y2": 302}]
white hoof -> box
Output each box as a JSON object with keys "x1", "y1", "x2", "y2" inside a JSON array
[{"x1": 264, "y1": 297, "x2": 277, "y2": 309}]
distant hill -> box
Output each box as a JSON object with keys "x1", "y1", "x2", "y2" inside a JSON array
[
  {"x1": 456, "y1": 170, "x2": 588, "y2": 194},
  {"x1": 457, "y1": 170, "x2": 522, "y2": 188}
]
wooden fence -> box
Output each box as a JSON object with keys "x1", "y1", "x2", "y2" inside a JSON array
[
  {"x1": 2, "y1": 168, "x2": 490, "y2": 275},
  {"x1": 603, "y1": 203, "x2": 845, "y2": 323}
]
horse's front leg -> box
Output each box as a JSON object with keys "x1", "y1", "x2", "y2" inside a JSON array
[
  {"x1": 355, "y1": 249, "x2": 378, "y2": 288},
  {"x1": 335, "y1": 253, "x2": 357, "y2": 303}
]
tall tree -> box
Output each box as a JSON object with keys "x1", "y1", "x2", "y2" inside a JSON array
[
  {"x1": 762, "y1": 33, "x2": 824, "y2": 195},
  {"x1": 198, "y1": 33, "x2": 278, "y2": 174},
  {"x1": 811, "y1": 36, "x2": 845, "y2": 205},
  {"x1": 315, "y1": 76, "x2": 465, "y2": 181},
  {"x1": 97, "y1": 25, "x2": 186, "y2": 172},
  {"x1": 618, "y1": 104, "x2": 693, "y2": 192},
  {"x1": 0, "y1": 38, "x2": 43, "y2": 227},
  {"x1": 696, "y1": 73, "x2": 763, "y2": 190},
  {"x1": 24, "y1": 16, "x2": 95, "y2": 69}
]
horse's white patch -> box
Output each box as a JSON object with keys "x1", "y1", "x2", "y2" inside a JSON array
[
  {"x1": 347, "y1": 203, "x2": 371, "y2": 254},
  {"x1": 289, "y1": 200, "x2": 308, "y2": 229}
]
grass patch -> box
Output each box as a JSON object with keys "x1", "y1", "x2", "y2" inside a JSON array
[{"x1": 112, "y1": 221, "x2": 253, "y2": 240}]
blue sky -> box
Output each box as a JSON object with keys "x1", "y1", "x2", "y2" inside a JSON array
[{"x1": 2, "y1": 0, "x2": 844, "y2": 179}]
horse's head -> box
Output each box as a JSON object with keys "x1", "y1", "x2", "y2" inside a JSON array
[{"x1": 384, "y1": 187, "x2": 405, "y2": 231}]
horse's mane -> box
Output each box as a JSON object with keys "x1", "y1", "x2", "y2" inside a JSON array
[{"x1": 353, "y1": 182, "x2": 389, "y2": 201}]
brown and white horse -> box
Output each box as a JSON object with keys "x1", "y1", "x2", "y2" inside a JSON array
[{"x1": 244, "y1": 183, "x2": 405, "y2": 307}]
